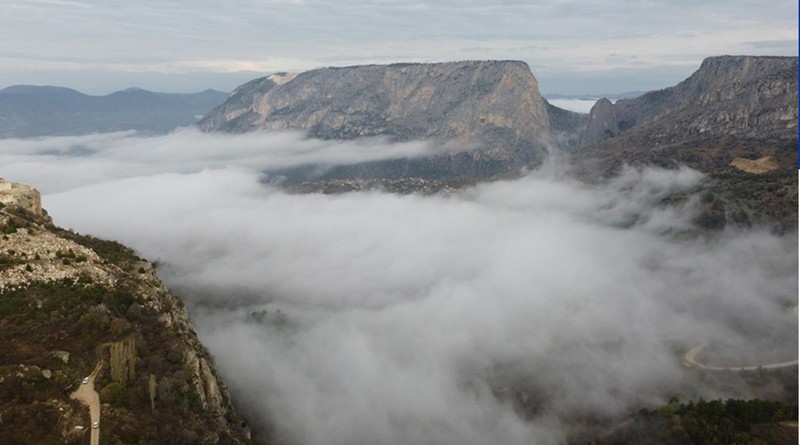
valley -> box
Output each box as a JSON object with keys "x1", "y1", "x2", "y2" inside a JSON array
[{"x1": 0, "y1": 54, "x2": 796, "y2": 445}]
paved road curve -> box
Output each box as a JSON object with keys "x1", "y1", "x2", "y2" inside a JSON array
[
  {"x1": 70, "y1": 360, "x2": 103, "y2": 445},
  {"x1": 683, "y1": 343, "x2": 798, "y2": 371}
]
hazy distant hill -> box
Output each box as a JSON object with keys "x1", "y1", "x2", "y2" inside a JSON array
[
  {"x1": 543, "y1": 91, "x2": 645, "y2": 101},
  {"x1": 0, "y1": 86, "x2": 228, "y2": 138}
]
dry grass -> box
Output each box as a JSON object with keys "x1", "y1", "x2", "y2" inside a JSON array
[{"x1": 730, "y1": 156, "x2": 779, "y2": 174}]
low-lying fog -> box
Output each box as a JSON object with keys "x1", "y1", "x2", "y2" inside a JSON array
[{"x1": 1, "y1": 130, "x2": 796, "y2": 445}]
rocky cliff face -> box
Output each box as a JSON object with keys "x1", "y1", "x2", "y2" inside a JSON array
[
  {"x1": 197, "y1": 73, "x2": 296, "y2": 132},
  {"x1": 582, "y1": 56, "x2": 798, "y2": 146},
  {"x1": 0, "y1": 179, "x2": 254, "y2": 445},
  {"x1": 0, "y1": 178, "x2": 45, "y2": 218},
  {"x1": 575, "y1": 56, "x2": 798, "y2": 232},
  {"x1": 200, "y1": 61, "x2": 551, "y2": 178}
]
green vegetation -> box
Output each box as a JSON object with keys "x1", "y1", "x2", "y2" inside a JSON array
[
  {"x1": 2, "y1": 218, "x2": 17, "y2": 234},
  {"x1": 592, "y1": 399, "x2": 798, "y2": 445},
  {"x1": 0, "y1": 253, "x2": 23, "y2": 271},
  {"x1": 54, "y1": 249, "x2": 88, "y2": 263},
  {"x1": 0, "y1": 208, "x2": 252, "y2": 444},
  {"x1": 100, "y1": 382, "x2": 126, "y2": 406},
  {"x1": 57, "y1": 231, "x2": 141, "y2": 269}
]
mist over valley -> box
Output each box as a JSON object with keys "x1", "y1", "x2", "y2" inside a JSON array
[
  {"x1": 2, "y1": 109, "x2": 796, "y2": 444},
  {"x1": 0, "y1": 13, "x2": 796, "y2": 441}
]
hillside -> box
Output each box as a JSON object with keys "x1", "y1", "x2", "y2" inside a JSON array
[
  {"x1": 0, "y1": 178, "x2": 253, "y2": 445},
  {"x1": 0, "y1": 86, "x2": 228, "y2": 138},
  {"x1": 574, "y1": 56, "x2": 798, "y2": 231},
  {"x1": 581, "y1": 56, "x2": 797, "y2": 146}
]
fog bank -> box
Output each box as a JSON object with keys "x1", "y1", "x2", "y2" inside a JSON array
[{"x1": 0, "y1": 131, "x2": 795, "y2": 444}]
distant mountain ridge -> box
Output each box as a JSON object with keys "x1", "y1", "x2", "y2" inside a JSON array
[
  {"x1": 0, "y1": 86, "x2": 228, "y2": 138},
  {"x1": 543, "y1": 91, "x2": 645, "y2": 101}
]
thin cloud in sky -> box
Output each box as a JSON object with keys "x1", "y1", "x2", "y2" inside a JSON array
[{"x1": 0, "y1": 0, "x2": 795, "y2": 93}]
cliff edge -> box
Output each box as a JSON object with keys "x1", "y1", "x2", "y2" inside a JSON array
[{"x1": 0, "y1": 179, "x2": 254, "y2": 444}]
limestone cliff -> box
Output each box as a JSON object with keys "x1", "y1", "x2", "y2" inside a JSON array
[
  {"x1": 0, "y1": 178, "x2": 46, "y2": 219},
  {"x1": 199, "y1": 61, "x2": 551, "y2": 178},
  {"x1": 582, "y1": 56, "x2": 798, "y2": 146},
  {"x1": 574, "y1": 56, "x2": 798, "y2": 231},
  {"x1": 0, "y1": 179, "x2": 254, "y2": 445}
]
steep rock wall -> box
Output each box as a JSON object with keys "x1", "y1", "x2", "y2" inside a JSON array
[
  {"x1": 582, "y1": 56, "x2": 798, "y2": 146},
  {"x1": 199, "y1": 61, "x2": 551, "y2": 166}
]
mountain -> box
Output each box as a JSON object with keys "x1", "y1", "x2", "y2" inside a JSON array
[
  {"x1": 200, "y1": 61, "x2": 552, "y2": 180},
  {"x1": 0, "y1": 178, "x2": 254, "y2": 444},
  {"x1": 544, "y1": 99, "x2": 588, "y2": 151},
  {"x1": 0, "y1": 86, "x2": 228, "y2": 138},
  {"x1": 201, "y1": 56, "x2": 796, "y2": 228},
  {"x1": 581, "y1": 56, "x2": 797, "y2": 146},
  {"x1": 575, "y1": 56, "x2": 798, "y2": 231}
]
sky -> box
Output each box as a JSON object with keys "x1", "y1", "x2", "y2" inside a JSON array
[
  {"x1": 0, "y1": 0, "x2": 796, "y2": 95},
  {"x1": 0, "y1": 130, "x2": 796, "y2": 443}
]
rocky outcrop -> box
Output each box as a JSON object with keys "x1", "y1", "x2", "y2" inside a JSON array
[
  {"x1": 0, "y1": 180, "x2": 254, "y2": 444},
  {"x1": 582, "y1": 56, "x2": 798, "y2": 146},
  {"x1": 197, "y1": 73, "x2": 295, "y2": 131},
  {"x1": 0, "y1": 177, "x2": 45, "y2": 218},
  {"x1": 574, "y1": 56, "x2": 799, "y2": 232},
  {"x1": 200, "y1": 61, "x2": 552, "y2": 178}
]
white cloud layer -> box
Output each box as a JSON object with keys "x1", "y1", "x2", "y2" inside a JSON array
[
  {"x1": 0, "y1": 129, "x2": 450, "y2": 193},
  {"x1": 0, "y1": 131, "x2": 796, "y2": 444}
]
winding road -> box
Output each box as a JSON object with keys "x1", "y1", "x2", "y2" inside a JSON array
[
  {"x1": 70, "y1": 360, "x2": 103, "y2": 445},
  {"x1": 682, "y1": 343, "x2": 798, "y2": 371}
]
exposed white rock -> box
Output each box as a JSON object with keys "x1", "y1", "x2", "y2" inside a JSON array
[{"x1": 0, "y1": 177, "x2": 44, "y2": 217}]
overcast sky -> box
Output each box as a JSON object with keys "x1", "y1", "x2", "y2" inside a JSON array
[{"x1": 0, "y1": 0, "x2": 796, "y2": 94}]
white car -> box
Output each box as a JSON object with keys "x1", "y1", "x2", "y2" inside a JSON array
[
  {"x1": 82, "y1": 377, "x2": 89, "y2": 384},
  {"x1": 92, "y1": 421, "x2": 99, "y2": 429}
]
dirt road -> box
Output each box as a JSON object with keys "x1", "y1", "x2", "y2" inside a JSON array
[{"x1": 70, "y1": 360, "x2": 103, "y2": 445}]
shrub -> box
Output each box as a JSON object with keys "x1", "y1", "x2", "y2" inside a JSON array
[
  {"x1": 100, "y1": 382, "x2": 126, "y2": 406},
  {"x1": 2, "y1": 219, "x2": 17, "y2": 234}
]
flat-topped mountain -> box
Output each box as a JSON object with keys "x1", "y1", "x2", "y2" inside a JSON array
[
  {"x1": 200, "y1": 61, "x2": 552, "y2": 178},
  {"x1": 200, "y1": 56, "x2": 798, "y2": 230},
  {"x1": 0, "y1": 178, "x2": 254, "y2": 444},
  {"x1": 0, "y1": 86, "x2": 228, "y2": 138}
]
